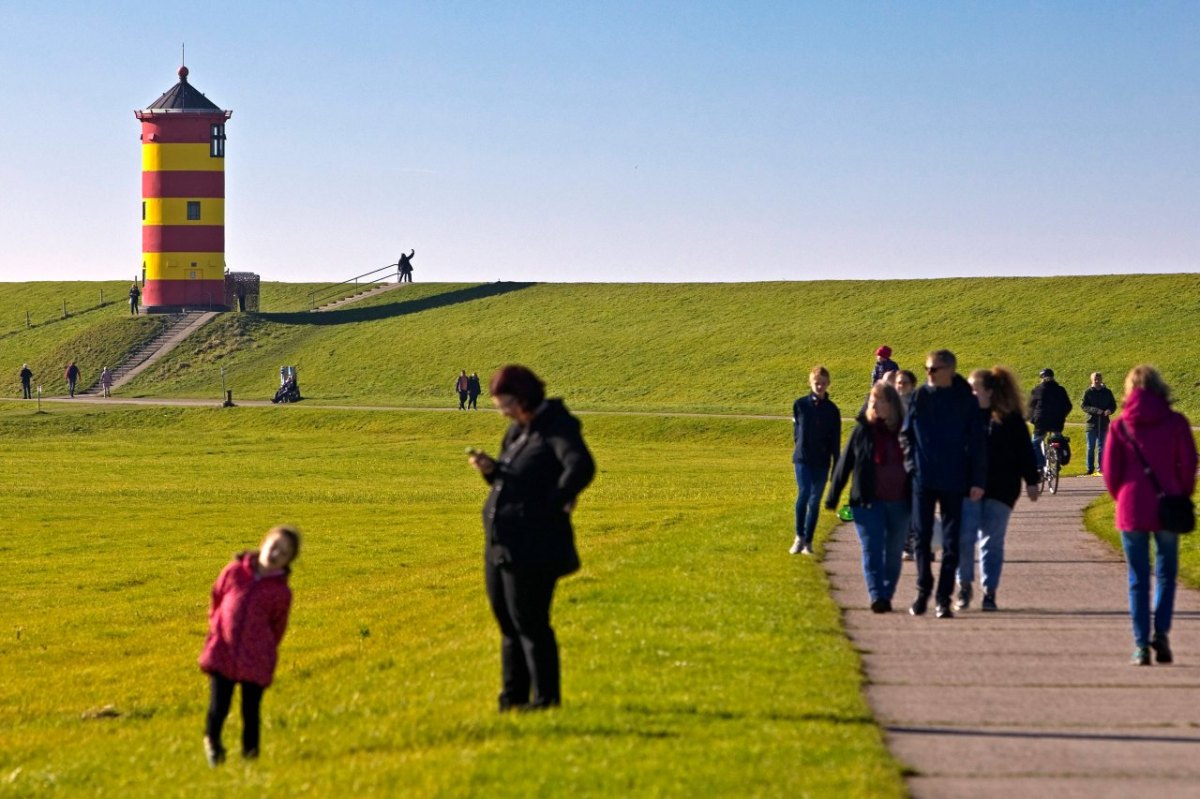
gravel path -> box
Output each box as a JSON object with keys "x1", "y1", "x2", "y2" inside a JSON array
[{"x1": 823, "y1": 476, "x2": 1200, "y2": 799}]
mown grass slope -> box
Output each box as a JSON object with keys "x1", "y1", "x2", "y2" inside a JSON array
[
  {"x1": 114, "y1": 275, "x2": 1200, "y2": 418},
  {"x1": 0, "y1": 404, "x2": 901, "y2": 798}
]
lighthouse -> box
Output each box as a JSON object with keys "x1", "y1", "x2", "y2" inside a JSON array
[{"x1": 135, "y1": 66, "x2": 232, "y2": 312}]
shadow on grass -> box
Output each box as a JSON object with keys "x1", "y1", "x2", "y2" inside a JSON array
[
  {"x1": 263, "y1": 282, "x2": 538, "y2": 326},
  {"x1": 621, "y1": 702, "x2": 875, "y2": 726}
]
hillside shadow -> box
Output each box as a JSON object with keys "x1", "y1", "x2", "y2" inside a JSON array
[{"x1": 262, "y1": 282, "x2": 537, "y2": 326}]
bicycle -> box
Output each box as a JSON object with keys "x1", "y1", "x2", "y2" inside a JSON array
[{"x1": 1039, "y1": 433, "x2": 1068, "y2": 495}]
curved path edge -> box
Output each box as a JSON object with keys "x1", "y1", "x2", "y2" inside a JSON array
[{"x1": 823, "y1": 477, "x2": 1200, "y2": 798}]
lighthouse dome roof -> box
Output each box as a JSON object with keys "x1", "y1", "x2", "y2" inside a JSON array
[{"x1": 143, "y1": 67, "x2": 224, "y2": 112}]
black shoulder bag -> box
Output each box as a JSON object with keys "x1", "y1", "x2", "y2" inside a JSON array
[{"x1": 1122, "y1": 420, "x2": 1195, "y2": 534}]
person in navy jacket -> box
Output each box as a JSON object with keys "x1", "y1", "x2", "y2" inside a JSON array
[{"x1": 790, "y1": 365, "x2": 841, "y2": 555}]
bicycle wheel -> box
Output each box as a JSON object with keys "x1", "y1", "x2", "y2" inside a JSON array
[{"x1": 1047, "y1": 448, "x2": 1060, "y2": 494}]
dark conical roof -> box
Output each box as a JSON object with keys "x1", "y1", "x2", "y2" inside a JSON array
[{"x1": 144, "y1": 66, "x2": 223, "y2": 112}]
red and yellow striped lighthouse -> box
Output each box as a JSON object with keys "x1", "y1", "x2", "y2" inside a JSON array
[{"x1": 135, "y1": 66, "x2": 232, "y2": 312}]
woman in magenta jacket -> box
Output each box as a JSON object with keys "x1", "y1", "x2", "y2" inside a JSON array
[
  {"x1": 1103, "y1": 366, "x2": 1197, "y2": 666},
  {"x1": 199, "y1": 526, "x2": 299, "y2": 765}
]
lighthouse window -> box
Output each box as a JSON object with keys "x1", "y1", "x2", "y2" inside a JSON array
[
  {"x1": 187, "y1": 201, "x2": 202, "y2": 221},
  {"x1": 210, "y1": 123, "x2": 225, "y2": 158},
  {"x1": 142, "y1": 201, "x2": 146, "y2": 221}
]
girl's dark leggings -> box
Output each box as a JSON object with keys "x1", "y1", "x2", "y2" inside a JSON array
[{"x1": 205, "y1": 673, "x2": 265, "y2": 755}]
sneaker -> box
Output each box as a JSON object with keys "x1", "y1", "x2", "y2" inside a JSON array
[
  {"x1": 1085, "y1": 469, "x2": 1094, "y2": 476},
  {"x1": 1151, "y1": 635, "x2": 1173, "y2": 664},
  {"x1": 870, "y1": 598, "x2": 889, "y2": 613},
  {"x1": 981, "y1": 592, "x2": 998, "y2": 612},
  {"x1": 935, "y1": 604, "x2": 954, "y2": 619},
  {"x1": 204, "y1": 736, "x2": 226, "y2": 767},
  {"x1": 789, "y1": 536, "x2": 803, "y2": 555},
  {"x1": 1131, "y1": 646, "x2": 1152, "y2": 666},
  {"x1": 800, "y1": 545, "x2": 814, "y2": 556},
  {"x1": 909, "y1": 594, "x2": 929, "y2": 616},
  {"x1": 901, "y1": 550, "x2": 914, "y2": 561},
  {"x1": 953, "y1": 583, "x2": 973, "y2": 612},
  {"x1": 242, "y1": 748, "x2": 259, "y2": 760}
]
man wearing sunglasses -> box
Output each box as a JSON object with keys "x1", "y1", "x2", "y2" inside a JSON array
[{"x1": 902, "y1": 350, "x2": 987, "y2": 618}]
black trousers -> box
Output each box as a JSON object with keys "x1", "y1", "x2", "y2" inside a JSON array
[
  {"x1": 485, "y1": 561, "x2": 560, "y2": 709},
  {"x1": 205, "y1": 673, "x2": 265, "y2": 754},
  {"x1": 22, "y1": 382, "x2": 31, "y2": 399},
  {"x1": 468, "y1": 393, "x2": 479, "y2": 409},
  {"x1": 912, "y1": 486, "x2": 964, "y2": 605},
  {"x1": 458, "y1": 390, "x2": 468, "y2": 409}
]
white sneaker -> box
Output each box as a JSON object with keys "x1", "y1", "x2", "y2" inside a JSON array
[
  {"x1": 789, "y1": 537, "x2": 804, "y2": 555},
  {"x1": 801, "y1": 545, "x2": 814, "y2": 556}
]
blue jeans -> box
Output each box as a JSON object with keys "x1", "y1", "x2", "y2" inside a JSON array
[
  {"x1": 1031, "y1": 432, "x2": 1045, "y2": 470},
  {"x1": 912, "y1": 487, "x2": 963, "y2": 604},
  {"x1": 1085, "y1": 428, "x2": 1106, "y2": 473},
  {"x1": 794, "y1": 463, "x2": 829, "y2": 546},
  {"x1": 852, "y1": 501, "x2": 911, "y2": 602},
  {"x1": 1120, "y1": 530, "x2": 1179, "y2": 648},
  {"x1": 957, "y1": 498, "x2": 1013, "y2": 593}
]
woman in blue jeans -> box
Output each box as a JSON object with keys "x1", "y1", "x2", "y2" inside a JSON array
[
  {"x1": 825, "y1": 382, "x2": 910, "y2": 612},
  {"x1": 956, "y1": 367, "x2": 1040, "y2": 612},
  {"x1": 1103, "y1": 365, "x2": 1197, "y2": 665}
]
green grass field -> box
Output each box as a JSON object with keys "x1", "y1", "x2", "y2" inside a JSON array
[{"x1": 0, "y1": 404, "x2": 902, "y2": 798}]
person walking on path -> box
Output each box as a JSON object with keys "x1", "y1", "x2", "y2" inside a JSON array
[
  {"x1": 1103, "y1": 365, "x2": 1197, "y2": 666},
  {"x1": 20, "y1": 364, "x2": 33, "y2": 399},
  {"x1": 100, "y1": 367, "x2": 114, "y2": 398},
  {"x1": 398, "y1": 250, "x2": 415, "y2": 283},
  {"x1": 1081, "y1": 371, "x2": 1117, "y2": 475},
  {"x1": 1028, "y1": 367, "x2": 1072, "y2": 471},
  {"x1": 467, "y1": 371, "x2": 481, "y2": 410},
  {"x1": 825, "y1": 382, "x2": 911, "y2": 612},
  {"x1": 64, "y1": 361, "x2": 80, "y2": 398},
  {"x1": 871, "y1": 345, "x2": 899, "y2": 386},
  {"x1": 901, "y1": 349, "x2": 986, "y2": 618},
  {"x1": 790, "y1": 365, "x2": 842, "y2": 556},
  {"x1": 955, "y1": 367, "x2": 1039, "y2": 612},
  {"x1": 455, "y1": 370, "x2": 470, "y2": 410},
  {"x1": 467, "y1": 365, "x2": 596, "y2": 711},
  {"x1": 129, "y1": 283, "x2": 141, "y2": 316},
  {"x1": 199, "y1": 525, "x2": 300, "y2": 766}
]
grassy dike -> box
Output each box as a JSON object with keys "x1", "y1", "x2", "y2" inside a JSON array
[{"x1": 0, "y1": 403, "x2": 903, "y2": 798}]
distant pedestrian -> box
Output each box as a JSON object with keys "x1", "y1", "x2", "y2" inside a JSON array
[
  {"x1": 199, "y1": 525, "x2": 300, "y2": 766},
  {"x1": 100, "y1": 367, "x2": 113, "y2": 398},
  {"x1": 398, "y1": 250, "x2": 415, "y2": 283},
  {"x1": 955, "y1": 367, "x2": 1039, "y2": 613},
  {"x1": 455, "y1": 370, "x2": 470, "y2": 410},
  {"x1": 825, "y1": 382, "x2": 911, "y2": 612},
  {"x1": 790, "y1": 365, "x2": 841, "y2": 556},
  {"x1": 871, "y1": 346, "x2": 899, "y2": 386},
  {"x1": 20, "y1": 363, "x2": 33, "y2": 399},
  {"x1": 1081, "y1": 372, "x2": 1117, "y2": 475},
  {"x1": 901, "y1": 349, "x2": 986, "y2": 619},
  {"x1": 1028, "y1": 368, "x2": 1072, "y2": 471},
  {"x1": 467, "y1": 372, "x2": 481, "y2": 409},
  {"x1": 129, "y1": 283, "x2": 141, "y2": 315},
  {"x1": 1104, "y1": 366, "x2": 1197, "y2": 666},
  {"x1": 65, "y1": 361, "x2": 80, "y2": 398}
]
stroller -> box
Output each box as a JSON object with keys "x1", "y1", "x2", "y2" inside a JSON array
[{"x1": 271, "y1": 366, "x2": 302, "y2": 403}]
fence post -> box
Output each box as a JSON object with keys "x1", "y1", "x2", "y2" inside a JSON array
[
  {"x1": 100, "y1": 288, "x2": 104, "y2": 306},
  {"x1": 62, "y1": 300, "x2": 68, "y2": 319},
  {"x1": 26, "y1": 310, "x2": 31, "y2": 328}
]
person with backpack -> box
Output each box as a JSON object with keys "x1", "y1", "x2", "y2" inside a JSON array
[
  {"x1": 1028, "y1": 368, "x2": 1072, "y2": 471},
  {"x1": 1103, "y1": 365, "x2": 1197, "y2": 666},
  {"x1": 1081, "y1": 372, "x2": 1117, "y2": 475}
]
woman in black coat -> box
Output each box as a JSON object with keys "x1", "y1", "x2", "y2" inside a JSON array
[{"x1": 468, "y1": 365, "x2": 595, "y2": 710}]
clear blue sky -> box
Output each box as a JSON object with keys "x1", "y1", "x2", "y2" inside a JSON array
[{"x1": 0, "y1": 2, "x2": 1196, "y2": 283}]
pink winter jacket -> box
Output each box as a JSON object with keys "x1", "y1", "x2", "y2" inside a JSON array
[
  {"x1": 198, "y1": 553, "x2": 292, "y2": 687},
  {"x1": 1103, "y1": 388, "x2": 1197, "y2": 533}
]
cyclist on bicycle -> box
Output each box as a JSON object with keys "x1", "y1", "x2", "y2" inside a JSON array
[{"x1": 1028, "y1": 368, "x2": 1073, "y2": 471}]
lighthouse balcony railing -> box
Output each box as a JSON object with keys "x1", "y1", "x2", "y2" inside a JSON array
[{"x1": 308, "y1": 263, "x2": 399, "y2": 311}]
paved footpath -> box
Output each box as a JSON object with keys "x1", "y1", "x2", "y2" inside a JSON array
[{"x1": 824, "y1": 476, "x2": 1200, "y2": 799}]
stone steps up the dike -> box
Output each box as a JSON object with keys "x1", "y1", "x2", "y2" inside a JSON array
[
  {"x1": 822, "y1": 476, "x2": 1200, "y2": 799},
  {"x1": 78, "y1": 311, "x2": 216, "y2": 396}
]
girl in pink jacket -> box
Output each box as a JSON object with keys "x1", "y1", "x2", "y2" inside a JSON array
[
  {"x1": 199, "y1": 526, "x2": 300, "y2": 765},
  {"x1": 1104, "y1": 366, "x2": 1197, "y2": 667}
]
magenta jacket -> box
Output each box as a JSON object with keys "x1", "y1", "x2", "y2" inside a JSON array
[
  {"x1": 1103, "y1": 388, "x2": 1197, "y2": 532},
  {"x1": 198, "y1": 553, "x2": 292, "y2": 687}
]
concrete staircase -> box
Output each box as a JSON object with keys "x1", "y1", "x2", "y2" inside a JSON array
[
  {"x1": 312, "y1": 281, "x2": 406, "y2": 312},
  {"x1": 80, "y1": 311, "x2": 217, "y2": 395}
]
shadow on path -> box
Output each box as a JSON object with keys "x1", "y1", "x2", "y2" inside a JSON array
[
  {"x1": 889, "y1": 725, "x2": 1200, "y2": 745},
  {"x1": 264, "y1": 282, "x2": 537, "y2": 326}
]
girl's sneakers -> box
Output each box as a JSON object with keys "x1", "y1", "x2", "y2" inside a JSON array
[
  {"x1": 1151, "y1": 635, "x2": 1173, "y2": 664},
  {"x1": 1131, "y1": 646, "x2": 1152, "y2": 666}
]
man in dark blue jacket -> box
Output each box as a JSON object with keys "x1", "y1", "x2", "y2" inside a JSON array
[
  {"x1": 901, "y1": 349, "x2": 986, "y2": 618},
  {"x1": 790, "y1": 366, "x2": 841, "y2": 555},
  {"x1": 1028, "y1": 367, "x2": 1072, "y2": 470}
]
